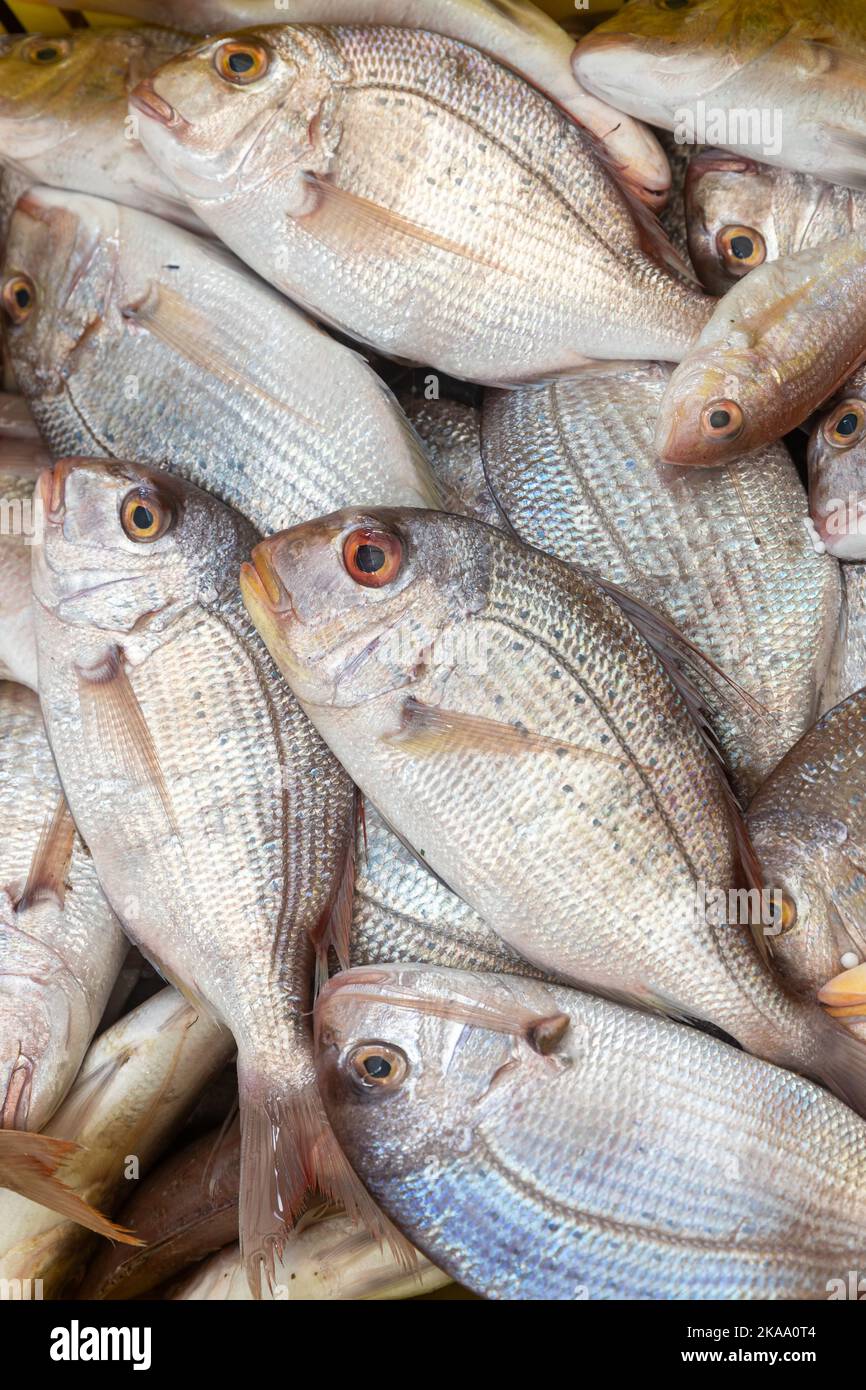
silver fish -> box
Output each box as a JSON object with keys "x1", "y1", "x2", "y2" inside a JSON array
[{"x1": 400, "y1": 396, "x2": 501, "y2": 528}]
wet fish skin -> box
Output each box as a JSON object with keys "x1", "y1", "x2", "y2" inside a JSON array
[
  {"x1": 0, "y1": 682, "x2": 127, "y2": 1131},
  {"x1": 132, "y1": 25, "x2": 710, "y2": 383},
  {"x1": 2, "y1": 187, "x2": 440, "y2": 533},
  {"x1": 819, "y1": 565, "x2": 866, "y2": 714},
  {"x1": 480, "y1": 363, "x2": 841, "y2": 802},
  {"x1": 685, "y1": 150, "x2": 866, "y2": 295},
  {"x1": 400, "y1": 397, "x2": 502, "y2": 528},
  {"x1": 655, "y1": 235, "x2": 866, "y2": 467},
  {"x1": 0, "y1": 28, "x2": 203, "y2": 231},
  {"x1": 316, "y1": 964, "x2": 866, "y2": 1300},
  {"x1": 0, "y1": 987, "x2": 230, "y2": 1297},
  {"x1": 573, "y1": 0, "x2": 866, "y2": 189},
  {"x1": 32, "y1": 458, "x2": 371, "y2": 1292},
  {"x1": 242, "y1": 506, "x2": 860, "y2": 1096},
  {"x1": 0, "y1": 471, "x2": 38, "y2": 689},
  {"x1": 25, "y1": 0, "x2": 670, "y2": 203},
  {"x1": 808, "y1": 364, "x2": 866, "y2": 561}
]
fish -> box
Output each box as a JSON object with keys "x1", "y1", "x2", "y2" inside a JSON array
[
  {"x1": 351, "y1": 803, "x2": 549, "y2": 976},
  {"x1": 685, "y1": 149, "x2": 866, "y2": 295},
  {"x1": 480, "y1": 362, "x2": 841, "y2": 801},
  {"x1": 25, "y1": 0, "x2": 670, "y2": 204},
  {"x1": 0, "y1": 28, "x2": 204, "y2": 231},
  {"x1": 32, "y1": 457, "x2": 395, "y2": 1294},
  {"x1": 0, "y1": 471, "x2": 38, "y2": 689},
  {"x1": 0, "y1": 680, "x2": 127, "y2": 1131},
  {"x1": 168, "y1": 1208, "x2": 448, "y2": 1301},
  {"x1": 655, "y1": 129, "x2": 697, "y2": 268},
  {"x1": 654, "y1": 235, "x2": 866, "y2": 466},
  {"x1": 241, "y1": 506, "x2": 866, "y2": 1107},
  {"x1": 79, "y1": 1122, "x2": 242, "y2": 1300},
  {"x1": 0, "y1": 987, "x2": 230, "y2": 1297},
  {"x1": 808, "y1": 364, "x2": 866, "y2": 560},
  {"x1": 1, "y1": 187, "x2": 441, "y2": 532},
  {"x1": 400, "y1": 396, "x2": 502, "y2": 528},
  {"x1": 748, "y1": 688, "x2": 866, "y2": 1030},
  {"x1": 131, "y1": 25, "x2": 711, "y2": 383},
  {"x1": 819, "y1": 566, "x2": 866, "y2": 714},
  {"x1": 573, "y1": 0, "x2": 866, "y2": 190},
  {"x1": 316, "y1": 963, "x2": 866, "y2": 1300}
]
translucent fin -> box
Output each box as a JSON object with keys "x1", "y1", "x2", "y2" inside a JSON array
[
  {"x1": 16, "y1": 794, "x2": 75, "y2": 912},
  {"x1": 0, "y1": 1130, "x2": 142, "y2": 1244},
  {"x1": 813, "y1": 1012, "x2": 866, "y2": 1121},
  {"x1": 311, "y1": 790, "x2": 359, "y2": 995},
  {"x1": 76, "y1": 645, "x2": 178, "y2": 836},
  {"x1": 237, "y1": 1069, "x2": 414, "y2": 1300}
]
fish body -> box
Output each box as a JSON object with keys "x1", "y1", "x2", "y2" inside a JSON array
[
  {"x1": 0, "y1": 28, "x2": 203, "y2": 230},
  {"x1": 808, "y1": 364, "x2": 866, "y2": 561},
  {"x1": 0, "y1": 987, "x2": 229, "y2": 1296},
  {"x1": 819, "y1": 564, "x2": 866, "y2": 713},
  {"x1": 654, "y1": 235, "x2": 866, "y2": 466},
  {"x1": 573, "y1": 0, "x2": 866, "y2": 189},
  {"x1": 32, "y1": 458, "x2": 373, "y2": 1292},
  {"x1": 242, "y1": 506, "x2": 858, "y2": 1094},
  {"x1": 685, "y1": 149, "x2": 866, "y2": 295},
  {"x1": 0, "y1": 681, "x2": 126, "y2": 1131},
  {"x1": 132, "y1": 25, "x2": 710, "y2": 383},
  {"x1": 0, "y1": 472, "x2": 38, "y2": 689},
  {"x1": 401, "y1": 396, "x2": 501, "y2": 528},
  {"x1": 749, "y1": 688, "x2": 866, "y2": 1014},
  {"x1": 317, "y1": 964, "x2": 866, "y2": 1300},
  {"x1": 480, "y1": 363, "x2": 841, "y2": 800},
  {"x1": 2, "y1": 187, "x2": 439, "y2": 533}
]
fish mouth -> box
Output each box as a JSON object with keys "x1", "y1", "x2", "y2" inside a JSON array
[
  {"x1": 38, "y1": 459, "x2": 73, "y2": 523},
  {"x1": 819, "y1": 962, "x2": 866, "y2": 1017},
  {"x1": 241, "y1": 541, "x2": 297, "y2": 619},
  {"x1": 130, "y1": 80, "x2": 185, "y2": 131}
]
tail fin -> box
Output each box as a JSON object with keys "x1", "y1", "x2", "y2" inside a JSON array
[
  {"x1": 237, "y1": 1063, "x2": 415, "y2": 1299},
  {"x1": 0, "y1": 1130, "x2": 141, "y2": 1244},
  {"x1": 813, "y1": 1012, "x2": 866, "y2": 1121}
]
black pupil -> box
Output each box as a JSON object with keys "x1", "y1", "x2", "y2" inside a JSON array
[
  {"x1": 228, "y1": 51, "x2": 255, "y2": 74},
  {"x1": 729, "y1": 235, "x2": 754, "y2": 260},
  {"x1": 132, "y1": 504, "x2": 154, "y2": 531},
  {"x1": 36, "y1": 48, "x2": 57, "y2": 62},
  {"x1": 356, "y1": 543, "x2": 386, "y2": 574},
  {"x1": 837, "y1": 412, "x2": 859, "y2": 437},
  {"x1": 363, "y1": 1055, "x2": 392, "y2": 1079},
  {"x1": 709, "y1": 409, "x2": 731, "y2": 430},
  {"x1": 665, "y1": 0, "x2": 688, "y2": 8},
  {"x1": 14, "y1": 286, "x2": 30, "y2": 309}
]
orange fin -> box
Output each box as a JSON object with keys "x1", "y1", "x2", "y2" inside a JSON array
[
  {"x1": 302, "y1": 173, "x2": 526, "y2": 280},
  {"x1": 819, "y1": 962, "x2": 866, "y2": 1010},
  {"x1": 311, "y1": 789, "x2": 360, "y2": 995},
  {"x1": 16, "y1": 794, "x2": 75, "y2": 912},
  {"x1": 0, "y1": 1130, "x2": 142, "y2": 1244},
  {"x1": 76, "y1": 645, "x2": 179, "y2": 837},
  {"x1": 384, "y1": 696, "x2": 654, "y2": 772},
  {"x1": 237, "y1": 1067, "x2": 414, "y2": 1300}
]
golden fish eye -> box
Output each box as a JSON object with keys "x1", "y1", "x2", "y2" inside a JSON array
[
  {"x1": 823, "y1": 399, "x2": 866, "y2": 450},
  {"x1": 768, "y1": 888, "x2": 798, "y2": 935},
  {"x1": 1, "y1": 274, "x2": 36, "y2": 325},
  {"x1": 120, "y1": 488, "x2": 174, "y2": 544},
  {"x1": 717, "y1": 224, "x2": 766, "y2": 272},
  {"x1": 21, "y1": 36, "x2": 70, "y2": 66},
  {"x1": 345, "y1": 1043, "x2": 409, "y2": 1091},
  {"x1": 343, "y1": 527, "x2": 403, "y2": 588},
  {"x1": 213, "y1": 40, "x2": 270, "y2": 86},
  {"x1": 700, "y1": 399, "x2": 744, "y2": 443}
]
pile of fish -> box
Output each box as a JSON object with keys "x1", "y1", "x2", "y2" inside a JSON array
[{"x1": 3, "y1": 0, "x2": 866, "y2": 1302}]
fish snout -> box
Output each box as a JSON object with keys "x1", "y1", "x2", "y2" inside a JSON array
[{"x1": 130, "y1": 79, "x2": 184, "y2": 131}]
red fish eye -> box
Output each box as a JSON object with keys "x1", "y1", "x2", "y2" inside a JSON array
[
  {"x1": 342, "y1": 528, "x2": 403, "y2": 588},
  {"x1": 700, "y1": 399, "x2": 744, "y2": 442}
]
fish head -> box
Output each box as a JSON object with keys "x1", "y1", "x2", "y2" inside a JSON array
[
  {"x1": 1, "y1": 187, "x2": 125, "y2": 399},
  {"x1": 685, "y1": 150, "x2": 776, "y2": 294},
  {"x1": 131, "y1": 26, "x2": 340, "y2": 202},
  {"x1": 33, "y1": 458, "x2": 258, "y2": 641},
  {"x1": 315, "y1": 965, "x2": 568, "y2": 1175},
  {"x1": 241, "y1": 507, "x2": 490, "y2": 710},
  {"x1": 653, "y1": 341, "x2": 763, "y2": 465},
  {"x1": 808, "y1": 373, "x2": 866, "y2": 559},
  {"x1": 572, "y1": 0, "x2": 773, "y2": 126}
]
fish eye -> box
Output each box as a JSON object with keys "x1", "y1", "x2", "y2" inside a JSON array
[
  {"x1": 767, "y1": 888, "x2": 798, "y2": 936},
  {"x1": 1, "y1": 274, "x2": 36, "y2": 325},
  {"x1": 213, "y1": 40, "x2": 270, "y2": 86},
  {"x1": 699, "y1": 399, "x2": 744, "y2": 443},
  {"x1": 120, "y1": 487, "x2": 175, "y2": 543},
  {"x1": 717, "y1": 224, "x2": 766, "y2": 272},
  {"x1": 21, "y1": 36, "x2": 70, "y2": 66},
  {"x1": 345, "y1": 1043, "x2": 409, "y2": 1092},
  {"x1": 658, "y1": 0, "x2": 689, "y2": 9},
  {"x1": 342, "y1": 527, "x2": 403, "y2": 588},
  {"x1": 823, "y1": 399, "x2": 866, "y2": 450}
]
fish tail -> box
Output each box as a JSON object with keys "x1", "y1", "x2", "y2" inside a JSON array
[
  {"x1": 238, "y1": 1065, "x2": 415, "y2": 1299},
  {"x1": 0, "y1": 1129, "x2": 141, "y2": 1244},
  {"x1": 812, "y1": 1012, "x2": 866, "y2": 1121}
]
